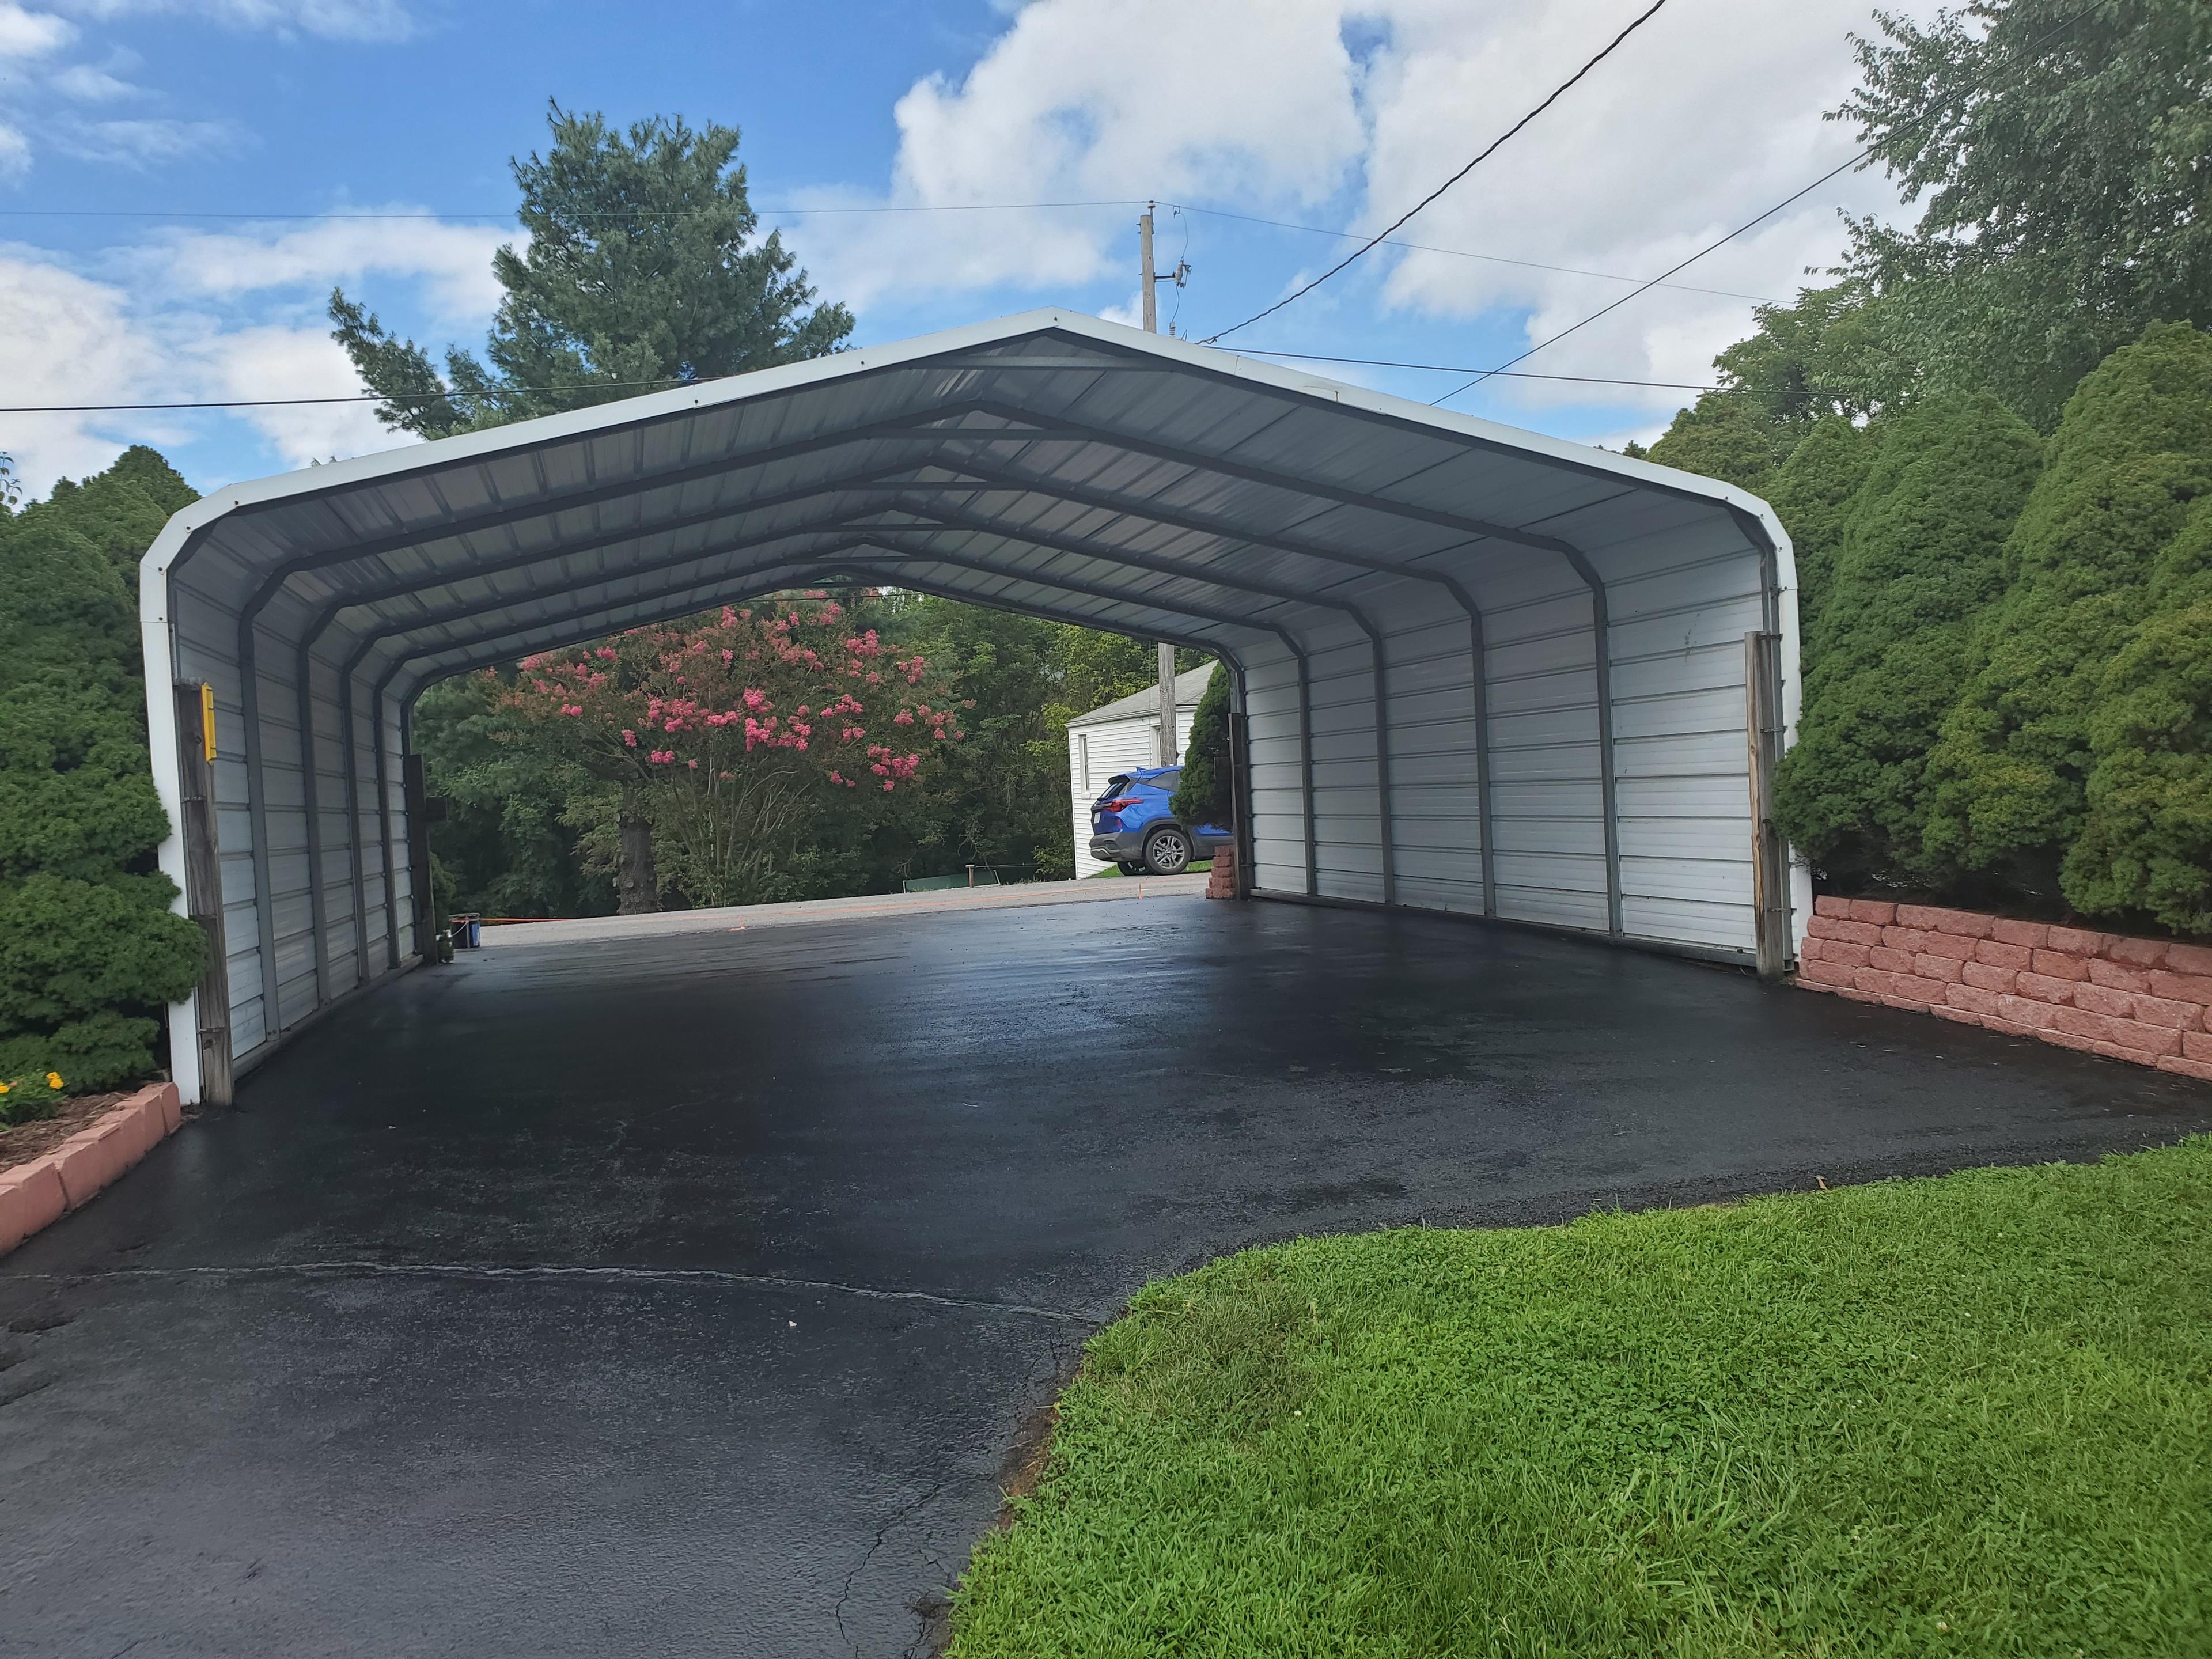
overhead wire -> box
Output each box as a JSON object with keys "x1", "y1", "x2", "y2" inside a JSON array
[
  {"x1": 1426, "y1": 0, "x2": 2110, "y2": 406},
  {"x1": 1196, "y1": 0, "x2": 1675, "y2": 344}
]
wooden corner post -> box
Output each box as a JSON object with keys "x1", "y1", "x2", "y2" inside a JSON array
[
  {"x1": 1745, "y1": 632, "x2": 1789, "y2": 979},
  {"x1": 173, "y1": 681, "x2": 234, "y2": 1105}
]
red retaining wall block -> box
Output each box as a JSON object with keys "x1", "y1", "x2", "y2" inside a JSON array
[
  {"x1": 1797, "y1": 902, "x2": 2212, "y2": 1082},
  {"x1": 0, "y1": 1082, "x2": 183, "y2": 1259}
]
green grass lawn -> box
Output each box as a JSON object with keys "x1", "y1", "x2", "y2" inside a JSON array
[
  {"x1": 952, "y1": 1139, "x2": 2212, "y2": 1657},
  {"x1": 1086, "y1": 859, "x2": 1212, "y2": 878}
]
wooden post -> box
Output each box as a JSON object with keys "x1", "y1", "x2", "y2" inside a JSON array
[
  {"x1": 173, "y1": 682, "x2": 233, "y2": 1106},
  {"x1": 1745, "y1": 632, "x2": 1789, "y2": 978},
  {"x1": 403, "y1": 752, "x2": 434, "y2": 958},
  {"x1": 1228, "y1": 709, "x2": 1255, "y2": 900}
]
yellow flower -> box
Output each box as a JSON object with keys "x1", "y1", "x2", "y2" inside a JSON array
[
  {"x1": 0, "y1": 1081, "x2": 10, "y2": 1094},
  {"x1": 47, "y1": 1072, "x2": 63, "y2": 1090}
]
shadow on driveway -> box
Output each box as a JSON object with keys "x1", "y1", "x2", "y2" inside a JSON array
[{"x1": 5, "y1": 896, "x2": 2208, "y2": 1656}]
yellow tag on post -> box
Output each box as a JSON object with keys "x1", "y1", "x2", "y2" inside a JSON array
[{"x1": 200, "y1": 681, "x2": 217, "y2": 762}]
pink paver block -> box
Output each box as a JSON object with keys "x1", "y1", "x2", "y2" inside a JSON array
[
  {"x1": 2087, "y1": 959, "x2": 2151, "y2": 994},
  {"x1": 1798, "y1": 956, "x2": 1854, "y2": 987},
  {"x1": 2101, "y1": 1018, "x2": 2182, "y2": 1058},
  {"x1": 2165, "y1": 942, "x2": 2212, "y2": 976},
  {"x1": 2107, "y1": 937, "x2": 2169, "y2": 970},
  {"x1": 1975, "y1": 938, "x2": 2033, "y2": 971},
  {"x1": 0, "y1": 1162, "x2": 69, "y2": 1254},
  {"x1": 1914, "y1": 953, "x2": 1966, "y2": 985},
  {"x1": 2014, "y1": 971, "x2": 2077, "y2": 1006},
  {"x1": 109, "y1": 1099, "x2": 162, "y2": 1161},
  {"x1": 1862, "y1": 969, "x2": 1946, "y2": 1006},
  {"x1": 2045, "y1": 925, "x2": 2109, "y2": 957},
  {"x1": 2131, "y1": 994, "x2": 2200, "y2": 1036},
  {"x1": 1961, "y1": 961, "x2": 2018, "y2": 994},
  {"x1": 1821, "y1": 941, "x2": 1872, "y2": 970},
  {"x1": 1899, "y1": 904, "x2": 1995, "y2": 938},
  {"x1": 2030, "y1": 950, "x2": 2089, "y2": 982},
  {"x1": 2184, "y1": 1031, "x2": 2212, "y2": 1063},
  {"x1": 2149, "y1": 969, "x2": 2212, "y2": 1006},
  {"x1": 2073, "y1": 982, "x2": 2137, "y2": 1020},
  {"x1": 1814, "y1": 896, "x2": 1851, "y2": 918},
  {"x1": 2158, "y1": 1055, "x2": 2212, "y2": 1082},
  {"x1": 1810, "y1": 916, "x2": 1884, "y2": 947},
  {"x1": 150, "y1": 1082, "x2": 182, "y2": 1134},
  {"x1": 1846, "y1": 899, "x2": 1897, "y2": 926},
  {"x1": 48, "y1": 1128, "x2": 126, "y2": 1208},
  {"x1": 1990, "y1": 918, "x2": 2048, "y2": 949},
  {"x1": 1997, "y1": 995, "x2": 2061, "y2": 1032},
  {"x1": 1947, "y1": 982, "x2": 2002, "y2": 1017},
  {"x1": 1932, "y1": 1006, "x2": 1984, "y2": 1026},
  {"x1": 1868, "y1": 945, "x2": 1914, "y2": 974},
  {"x1": 1883, "y1": 926, "x2": 1935, "y2": 955},
  {"x1": 1916, "y1": 931, "x2": 1978, "y2": 962}
]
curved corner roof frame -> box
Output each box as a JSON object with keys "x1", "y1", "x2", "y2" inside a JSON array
[{"x1": 140, "y1": 308, "x2": 1809, "y2": 1104}]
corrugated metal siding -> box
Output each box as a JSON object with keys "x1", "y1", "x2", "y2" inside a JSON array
[{"x1": 143, "y1": 310, "x2": 1796, "y2": 1098}]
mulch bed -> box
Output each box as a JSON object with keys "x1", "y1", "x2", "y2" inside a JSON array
[{"x1": 0, "y1": 1092, "x2": 132, "y2": 1177}]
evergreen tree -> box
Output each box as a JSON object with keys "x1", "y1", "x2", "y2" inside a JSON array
[
  {"x1": 1764, "y1": 415, "x2": 1884, "y2": 664},
  {"x1": 10, "y1": 446, "x2": 196, "y2": 597},
  {"x1": 332, "y1": 105, "x2": 852, "y2": 438},
  {"x1": 1771, "y1": 393, "x2": 2043, "y2": 888},
  {"x1": 1170, "y1": 665, "x2": 1232, "y2": 829},
  {"x1": 0, "y1": 498, "x2": 204, "y2": 1089},
  {"x1": 1922, "y1": 323, "x2": 2212, "y2": 900},
  {"x1": 1644, "y1": 393, "x2": 1796, "y2": 493}
]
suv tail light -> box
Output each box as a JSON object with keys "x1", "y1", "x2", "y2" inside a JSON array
[{"x1": 1096, "y1": 797, "x2": 1140, "y2": 813}]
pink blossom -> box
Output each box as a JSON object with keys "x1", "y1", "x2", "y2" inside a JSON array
[
  {"x1": 622, "y1": 729, "x2": 638, "y2": 748},
  {"x1": 883, "y1": 780, "x2": 895, "y2": 791},
  {"x1": 560, "y1": 704, "x2": 583, "y2": 717}
]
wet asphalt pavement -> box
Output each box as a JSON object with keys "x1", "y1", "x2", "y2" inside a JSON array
[{"x1": 5, "y1": 893, "x2": 2210, "y2": 1657}]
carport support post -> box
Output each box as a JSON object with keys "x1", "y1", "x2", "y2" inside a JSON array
[
  {"x1": 1156, "y1": 642, "x2": 1177, "y2": 764},
  {"x1": 173, "y1": 682, "x2": 234, "y2": 1107},
  {"x1": 403, "y1": 752, "x2": 434, "y2": 963},
  {"x1": 1745, "y1": 631, "x2": 1789, "y2": 979}
]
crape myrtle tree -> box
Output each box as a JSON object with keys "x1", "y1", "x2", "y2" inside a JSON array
[
  {"x1": 1771, "y1": 393, "x2": 2043, "y2": 891},
  {"x1": 498, "y1": 594, "x2": 964, "y2": 911},
  {"x1": 331, "y1": 104, "x2": 853, "y2": 436},
  {"x1": 1923, "y1": 323, "x2": 2212, "y2": 903}
]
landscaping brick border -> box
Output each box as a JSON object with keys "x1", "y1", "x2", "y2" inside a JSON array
[
  {"x1": 1798, "y1": 899, "x2": 2212, "y2": 1081},
  {"x1": 0, "y1": 1082, "x2": 182, "y2": 1256}
]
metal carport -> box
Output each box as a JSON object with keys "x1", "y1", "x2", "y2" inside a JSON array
[{"x1": 139, "y1": 308, "x2": 1810, "y2": 1105}]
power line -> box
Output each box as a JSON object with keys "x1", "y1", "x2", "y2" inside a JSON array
[
  {"x1": 0, "y1": 199, "x2": 1150, "y2": 223},
  {"x1": 1429, "y1": 0, "x2": 2107, "y2": 406},
  {"x1": 1166, "y1": 203, "x2": 1779, "y2": 304},
  {"x1": 1233, "y1": 349, "x2": 1715, "y2": 391},
  {"x1": 1198, "y1": 0, "x2": 1675, "y2": 345},
  {"x1": 0, "y1": 377, "x2": 696, "y2": 414}
]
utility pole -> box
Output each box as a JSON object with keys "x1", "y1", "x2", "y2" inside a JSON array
[{"x1": 1141, "y1": 203, "x2": 1177, "y2": 764}]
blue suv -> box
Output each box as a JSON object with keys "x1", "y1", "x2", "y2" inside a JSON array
[{"x1": 1089, "y1": 766, "x2": 1232, "y2": 874}]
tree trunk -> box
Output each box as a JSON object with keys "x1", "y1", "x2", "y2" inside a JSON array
[{"x1": 617, "y1": 786, "x2": 658, "y2": 914}]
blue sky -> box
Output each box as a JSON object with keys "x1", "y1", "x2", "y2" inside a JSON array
[{"x1": 0, "y1": 0, "x2": 1938, "y2": 498}]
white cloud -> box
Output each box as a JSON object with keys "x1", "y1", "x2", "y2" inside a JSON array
[
  {"x1": 0, "y1": 250, "x2": 171, "y2": 493},
  {"x1": 789, "y1": 0, "x2": 1368, "y2": 308},
  {"x1": 0, "y1": 3, "x2": 73, "y2": 56},
  {"x1": 183, "y1": 321, "x2": 396, "y2": 468},
  {"x1": 0, "y1": 119, "x2": 28, "y2": 177},
  {"x1": 793, "y1": 0, "x2": 1945, "y2": 426},
  {"x1": 52, "y1": 0, "x2": 412, "y2": 42},
  {"x1": 53, "y1": 113, "x2": 235, "y2": 163},
  {"x1": 150, "y1": 211, "x2": 512, "y2": 324},
  {"x1": 51, "y1": 59, "x2": 137, "y2": 98}
]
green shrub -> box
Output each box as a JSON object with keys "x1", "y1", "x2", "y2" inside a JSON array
[
  {"x1": 1922, "y1": 323, "x2": 2212, "y2": 901},
  {"x1": 1169, "y1": 665, "x2": 1230, "y2": 828},
  {"x1": 0, "y1": 461, "x2": 204, "y2": 1089},
  {"x1": 1644, "y1": 392, "x2": 1795, "y2": 493},
  {"x1": 1764, "y1": 415, "x2": 1884, "y2": 665},
  {"x1": 1771, "y1": 393, "x2": 2043, "y2": 888}
]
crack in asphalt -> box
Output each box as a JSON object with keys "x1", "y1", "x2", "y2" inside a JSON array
[
  {"x1": 835, "y1": 1479, "x2": 945, "y2": 1659},
  {"x1": 14, "y1": 1262, "x2": 1100, "y2": 1325}
]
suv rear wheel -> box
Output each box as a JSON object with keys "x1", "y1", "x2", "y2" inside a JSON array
[{"x1": 1142, "y1": 825, "x2": 1192, "y2": 875}]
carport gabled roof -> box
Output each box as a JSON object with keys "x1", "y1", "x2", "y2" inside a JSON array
[{"x1": 141, "y1": 306, "x2": 1792, "y2": 709}]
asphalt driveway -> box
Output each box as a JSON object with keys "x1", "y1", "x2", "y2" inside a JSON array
[{"x1": 5, "y1": 894, "x2": 2209, "y2": 1657}]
